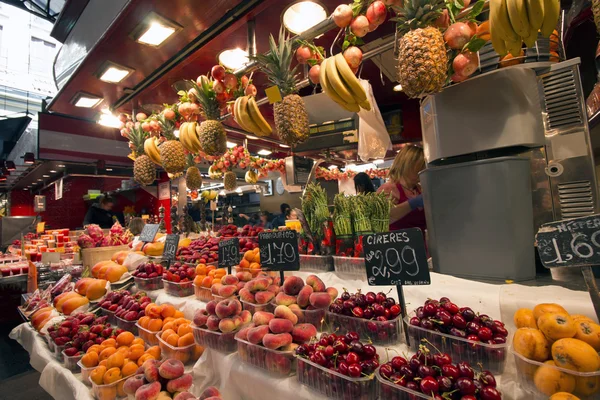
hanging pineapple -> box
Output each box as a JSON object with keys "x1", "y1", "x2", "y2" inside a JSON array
[
  {"x1": 185, "y1": 154, "x2": 202, "y2": 191},
  {"x1": 192, "y1": 76, "x2": 227, "y2": 157},
  {"x1": 393, "y1": 0, "x2": 448, "y2": 98},
  {"x1": 158, "y1": 114, "x2": 186, "y2": 174},
  {"x1": 223, "y1": 171, "x2": 237, "y2": 191},
  {"x1": 127, "y1": 124, "x2": 155, "y2": 186},
  {"x1": 252, "y1": 28, "x2": 310, "y2": 146},
  {"x1": 594, "y1": 0, "x2": 600, "y2": 34}
]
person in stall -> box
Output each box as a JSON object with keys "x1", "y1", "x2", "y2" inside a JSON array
[
  {"x1": 353, "y1": 172, "x2": 376, "y2": 194},
  {"x1": 285, "y1": 208, "x2": 298, "y2": 220},
  {"x1": 83, "y1": 195, "x2": 116, "y2": 229},
  {"x1": 377, "y1": 145, "x2": 427, "y2": 232},
  {"x1": 270, "y1": 203, "x2": 290, "y2": 228}
]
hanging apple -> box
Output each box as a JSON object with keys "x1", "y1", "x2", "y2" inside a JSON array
[
  {"x1": 211, "y1": 65, "x2": 225, "y2": 81},
  {"x1": 350, "y1": 15, "x2": 370, "y2": 37},
  {"x1": 332, "y1": 4, "x2": 353, "y2": 28},
  {"x1": 309, "y1": 65, "x2": 320, "y2": 84}
]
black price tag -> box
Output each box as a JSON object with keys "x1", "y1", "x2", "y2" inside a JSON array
[
  {"x1": 364, "y1": 228, "x2": 430, "y2": 286},
  {"x1": 536, "y1": 215, "x2": 600, "y2": 268},
  {"x1": 163, "y1": 234, "x2": 180, "y2": 262},
  {"x1": 219, "y1": 238, "x2": 240, "y2": 269},
  {"x1": 139, "y1": 224, "x2": 160, "y2": 243},
  {"x1": 258, "y1": 230, "x2": 300, "y2": 271}
]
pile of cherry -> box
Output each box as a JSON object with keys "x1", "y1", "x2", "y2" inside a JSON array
[{"x1": 379, "y1": 349, "x2": 502, "y2": 400}]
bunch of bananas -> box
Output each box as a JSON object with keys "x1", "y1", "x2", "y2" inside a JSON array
[
  {"x1": 179, "y1": 121, "x2": 203, "y2": 153},
  {"x1": 208, "y1": 165, "x2": 222, "y2": 180},
  {"x1": 320, "y1": 54, "x2": 371, "y2": 113},
  {"x1": 144, "y1": 137, "x2": 161, "y2": 165},
  {"x1": 234, "y1": 95, "x2": 272, "y2": 137},
  {"x1": 489, "y1": 0, "x2": 560, "y2": 56},
  {"x1": 201, "y1": 190, "x2": 218, "y2": 201}
]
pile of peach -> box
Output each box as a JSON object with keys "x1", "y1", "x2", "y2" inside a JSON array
[
  {"x1": 273, "y1": 275, "x2": 337, "y2": 311},
  {"x1": 137, "y1": 303, "x2": 185, "y2": 344},
  {"x1": 123, "y1": 359, "x2": 193, "y2": 400},
  {"x1": 235, "y1": 249, "x2": 262, "y2": 277},
  {"x1": 239, "y1": 274, "x2": 281, "y2": 306},
  {"x1": 193, "y1": 298, "x2": 251, "y2": 334}
]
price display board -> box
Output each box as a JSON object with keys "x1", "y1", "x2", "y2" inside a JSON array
[
  {"x1": 258, "y1": 230, "x2": 300, "y2": 271},
  {"x1": 219, "y1": 238, "x2": 240, "y2": 272},
  {"x1": 139, "y1": 224, "x2": 160, "y2": 243},
  {"x1": 163, "y1": 234, "x2": 180, "y2": 263},
  {"x1": 536, "y1": 215, "x2": 600, "y2": 321},
  {"x1": 364, "y1": 229, "x2": 430, "y2": 286}
]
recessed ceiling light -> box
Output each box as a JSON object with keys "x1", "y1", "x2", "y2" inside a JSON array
[
  {"x1": 134, "y1": 13, "x2": 181, "y2": 47},
  {"x1": 282, "y1": 1, "x2": 327, "y2": 34},
  {"x1": 106, "y1": 168, "x2": 113, "y2": 171},
  {"x1": 43, "y1": 174, "x2": 50, "y2": 178},
  {"x1": 226, "y1": 141, "x2": 237, "y2": 148},
  {"x1": 393, "y1": 84, "x2": 403, "y2": 92},
  {"x1": 257, "y1": 149, "x2": 272, "y2": 156},
  {"x1": 49, "y1": 170, "x2": 57, "y2": 173},
  {"x1": 98, "y1": 62, "x2": 134, "y2": 83},
  {"x1": 280, "y1": 144, "x2": 290, "y2": 148},
  {"x1": 58, "y1": 164, "x2": 66, "y2": 168},
  {"x1": 37, "y1": 178, "x2": 43, "y2": 181},
  {"x1": 218, "y1": 48, "x2": 249, "y2": 70},
  {"x1": 72, "y1": 92, "x2": 103, "y2": 108}
]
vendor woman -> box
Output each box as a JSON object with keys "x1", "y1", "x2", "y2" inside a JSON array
[{"x1": 377, "y1": 145, "x2": 426, "y2": 231}]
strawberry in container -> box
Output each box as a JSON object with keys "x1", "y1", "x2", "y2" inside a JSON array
[
  {"x1": 176, "y1": 237, "x2": 219, "y2": 264},
  {"x1": 163, "y1": 262, "x2": 196, "y2": 297}
]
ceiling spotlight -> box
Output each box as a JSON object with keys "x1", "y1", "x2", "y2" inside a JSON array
[
  {"x1": 98, "y1": 110, "x2": 121, "y2": 128},
  {"x1": 226, "y1": 141, "x2": 237, "y2": 148},
  {"x1": 134, "y1": 12, "x2": 181, "y2": 46},
  {"x1": 106, "y1": 168, "x2": 113, "y2": 171},
  {"x1": 49, "y1": 170, "x2": 57, "y2": 173},
  {"x1": 58, "y1": 164, "x2": 66, "y2": 168},
  {"x1": 24, "y1": 153, "x2": 35, "y2": 164},
  {"x1": 246, "y1": 135, "x2": 258, "y2": 140},
  {"x1": 257, "y1": 149, "x2": 272, "y2": 156},
  {"x1": 393, "y1": 84, "x2": 403, "y2": 92},
  {"x1": 280, "y1": 144, "x2": 291, "y2": 148},
  {"x1": 37, "y1": 178, "x2": 43, "y2": 181},
  {"x1": 218, "y1": 48, "x2": 249, "y2": 70},
  {"x1": 43, "y1": 174, "x2": 50, "y2": 178},
  {"x1": 98, "y1": 61, "x2": 134, "y2": 83},
  {"x1": 72, "y1": 92, "x2": 103, "y2": 108},
  {"x1": 282, "y1": 1, "x2": 327, "y2": 34},
  {"x1": 5, "y1": 161, "x2": 15, "y2": 171}
]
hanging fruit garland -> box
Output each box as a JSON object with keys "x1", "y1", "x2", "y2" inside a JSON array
[
  {"x1": 316, "y1": 166, "x2": 388, "y2": 181},
  {"x1": 209, "y1": 146, "x2": 286, "y2": 181}
]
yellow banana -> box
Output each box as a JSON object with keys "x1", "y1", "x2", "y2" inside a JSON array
[
  {"x1": 233, "y1": 97, "x2": 250, "y2": 132},
  {"x1": 187, "y1": 121, "x2": 202, "y2": 153},
  {"x1": 179, "y1": 122, "x2": 194, "y2": 153},
  {"x1": 490, "y1": 21, "x2": 508, "y2": 55},
  {"x1": 540, "y1": 0, "x2": 559, "y2": 37},
  {"x1": 523, "y1": 26, "x2": 538, "y2": 47},
  {"x1": 333, "y1": 54, "x2": 367, "y2": 103},
  {"x1": 490, "y1": 0, "x2": 521, "y2": 41},
  {"x1": 359, "y1": 100, "x2": 371, "y2": 111},
  {"x1": 320, "y1": 58, "x2": 358, "y2": 112},
  {"x1": 505, "y1": 38, "x2": 524, "y2": 57},
  {"x1": 325, "y1": 56, "x2": 357, "y2": 104},
  {"x1": 144, "y1": 137, "x2": 161, "y2": 165},
  {"x1": 526, "y1": 0, "x2": 545, "y2": 31},
  {"x1": 506, "y1": 0, "x2": 531, "y2": 38},
  {"x1": 238, "y1": 96, "x2": 262, "y2": 135},
  {"x1": 246, "y1": 96, "x2": 272, "y2": 136}
]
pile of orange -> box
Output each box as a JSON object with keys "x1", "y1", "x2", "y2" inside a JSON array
[
  {"x1": 235, "y1": 249, "x2": 261, "y2": 276},
  {"x1": 193, "y1": 264, "x2": 226, "y2": 287},
  {"x1": 158, "y1": 317, "x2": 204, "y2": 364},
  {"x1": 137, "y1": 303, "x2": 184, "y2": 345}
]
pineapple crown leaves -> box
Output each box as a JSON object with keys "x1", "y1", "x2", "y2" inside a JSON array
[
  {"x1": 250, "y1": 27, "x2": 300, "y2": 96},
  {"x1": 188, "y1": 77, "x2": 221, "y2": 120},
  {"x1": 127, "y1": 124, "x2": 148, "y2": 158},
  {"x1": 391, "y1": 0, "x2": 446, "y2": 34}
]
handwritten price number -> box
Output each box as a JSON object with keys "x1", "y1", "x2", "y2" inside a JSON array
[
  {"x1": 165, "y1": 242, "x2": 177, "y2": 256},
  {"x1": 366, "y1": 245, "x2": 421, "y2": 279},
  {"x1": 221, "y1": 245, "x2": 237, "y2": 264},
  {"x1": 545, "y1": 231, "x2": 600, "y2": 264},
  {"x1": 261, "y1": 242, "x2": 297, "y2": 265}
]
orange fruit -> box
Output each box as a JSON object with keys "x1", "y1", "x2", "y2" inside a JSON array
[
  {"x1": 161, "y1": 304, "x2": 176, "y2": 319},
  {"x1": 178, "y1": 324, "x2": 192, "y2": 337},
  {"x1": 173, "y1": 310, "x2": 184, "y2": 318},
  {"x1": 122, "y1": 361, "x2": 138, "y2": 377},
  {"x1": 131, "y1": 338, "x2": 145, "y2": 347},
  {"x1": 161, "y1": 329, "x2": 176, "y2": 341},
  {"x1": 81, "y1": 351, "x2": 99, "y2": 368},
  {"x1": 102, "y1": 339, "x2": 116, "y2": 348},
  {"x1": 87, "y1": 345, "x2": 102, "y2": 355},
  {"x1": 138, "y1": 316, "x2": 150, "y2": 329},
  {"x1": 244, "y1": 251, "x2": 253, "y2": 261},
  {"x1": 178, "y1": 332, "x2": 194, "y2": 347},
  {"x1": 163, "y1": 317, "x2": 175, "y2": 325},
  {"x1": 103, "y1": 367, "x2": 122, "y2": 384},
  {"x1": 162, "y1": 322, "x2": 175, "y2": 332},
  {"x1": 167, "y1": 333, "x2": 179, "y2": 347},
  {"x1": 116, "y1": 331, "x2": 135, "y2": 347},
  {"x1": 239, "y1": 259, "x2": 249, "y2": 269},
  {"x1": 99, "y1": 359, "x2": 108, "y2": 368},
  {"x1": 136, "y1": 353, "x2": 154, "y2": 367},
  {"x1": 192, "y1": 344, "x2": 204, "y2": 360},
  {"x1": 146, "y1": 346, "x2": 161, "y2": 360},
  {"x1": 173, "y1": 350, "x2": 190, "y2": 364},
  {"x1": 145, "y1": 303, "x2": 162, "y2": 319},
  {"x1": 148, "y1": 319, "x2": 163, "y2": 332},
  {"x1": 117, "y1": 346, "x2": 130, "y2": 358},
  {"x1": 90, "y1": 365, "x2": 107, "y2": 385},
  {"x1": 128, "y1": 344, "x2": 145, "y2": 361},
  {"x1": 106, "y1": 352, "x2": 124, "y2": 369},
  {"x1": 99, "y1": 347, "x2": 117, "y2": 361}
]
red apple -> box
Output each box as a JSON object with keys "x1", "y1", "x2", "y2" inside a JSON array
[
  {"x1": 211, "y1": 65, "x2": 225, "y2": 81},
  {"x1": 245, "y1": 84, "x2": 257, "y2": 96},
  {"x1": 296, "y1": 46, "x2": 314, "y2": 65},
  {"x1": 366, "y1": 1, "x2": 387, "y2": 26},
  {"x1": 223, "y1": 73, "x2": 238, "y2": 90},
  {"x1": 213, "y1": 80, "x2": 226, "y2": 94},
  {"x1": 240, "y1": 75, "x2": 249, "y2": 88},
  {"x1": 343, "y1": 46, "x2": 363, "y2": 69},
  {"x1": 350, "y1": 15, "x2": 370, "y2": 37},
  {"x1": 309, "y1": 65, "x2": 320, "y2": 84},
  {"x1": 452, "y1": 51, "x2": 479, "y2": 77},
  {"x1": 332, "y1": 4, "x2": 353, "y2": 28},
  {"x1": 444, "y1": 22, "x2": 472, "y2": 49}
]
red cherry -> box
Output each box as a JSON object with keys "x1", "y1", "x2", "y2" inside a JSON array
[
  {"x1": 389, "y1": 304, "x2": 402, "y2": 317},
  {"x1": 478, "y1": 327, "x2": 493, "y2": 341},
  {"x1": 456, "y1": 377, "x2": 477, "y2": 395},
  {"x1": 391, "y1": 356, "x2": 407, "y2": 370},
  {"x1": 347, "y1": 363, "x2": 362, "y2": 378},
  {"x1": 346, "y1": 351, "x2": 360, "y2": 364},
  {"x1": 420, "y1": 376, "x2": 439, "y2": 394},
  {"x1": 480, "y1": 386, "x2": 502, "y2": 400}
]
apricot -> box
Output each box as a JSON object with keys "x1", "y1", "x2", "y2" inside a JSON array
[
  {"x1": 178, "y1": 333, "x2": 194, "y2": 347},
  {"x1": 99, "y1": 347, "x2": 117, "y2": 362},
  {"x1": 107, "y1": 352, "x2": 125, "y2": 369},
  {"x1": 132, "y1": 338, "x2": 145, "y2": 347},
  {"x1": 514, "y1": 308, "x2": 538, "y2": 329},
  {"x1": 161, "y1": 329, "x2": 176, "y2": 341},
  {"x1": 81, "y1": 351, "x2": 99, "y2": 368},
  {"x1": 192, "y1": 344, "x2": 204, "y2": 360},
  {"x1": 549, "y1": 393, "x2": 581, "y2": 400},
  {"x1": 90, "y1": 365, "x2": 107, "y2": 385},
  {"x1": 117, "y1": 331, "x2": 135, "y2": 347},
  {"x1": 128, "y1": 344, "x2": 145, "y2": 361},
  {"x1": 178, "y1": 324, "x2": 192, "y2": 337},
  {"x1": 534, "y1": 360, "x2": 576, "y2": 396},
  {"x1": 87, "y1": 345, "x2": 102, "y2": 354},
  {"x1": 103, "y1": 367, "x2": 122, "y2": 384},
  {"x1": 538, "y1": 313, "x2": 577, "y2": 341},
  {"x1": 102, "y1": 339, "x2": 116, "y2": 348},
  {"x1": 147, "y1": 346, "x2": 161, "y2": 360},
  {"x1": 122, "y1": 361, "x2": 138, "y2": 377},
  {"x1": 145, "y1": 303, "x2": 162, "y2": 319},
  {"x1": 166, "y1": 334, "x2": 179, "y2": 347},
  {"x1": 137, "y1": 353, "x2": 155, "y2": 367},
  {"x1": 534, "y1": 303, "x2": 568, "y2": 321},
  {"x1": 161, "y1": 304, "x2": 176, "y2": 319},
  {"x1": 138, "y1": 316, "x2": 150, "y2": 329}
]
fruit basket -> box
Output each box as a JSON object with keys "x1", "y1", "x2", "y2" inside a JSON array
[
  {"x1": 332, "y1": 256, "x2": 366, "y2": 277},
  {"x1": 511, "y1": 348, "x2": 600, "y2": 400},
  {"x1": 163, "y1": 279, "x2": 194, "y2": 297},
  {"x1": 405, "y1": 315, "x2": 509, "y2": 374},
  {"x1": 191, "y1": 323, "x2": 238, "y2": 354},
  {"x1": 235, "y1": 335, "x2": 296, "y2": 377},
  {"x1": 241, "y1": 299, "x2": 274, "y2": 314},
  {"x1": 88, "y1": 376, "x2": 127, "y2": 400},
  {"x1": 62, "y1": 350, "x2": 83, "y2": 372},
  {"x1": 299, "y1": 254, "x2": 334, "y2": 272},
  {"x1": 135, "y1": 322, "x2": 159, "y2": 346},
  {"x1": 77, "y1": 360, "x2": 94, "y2": 386},
  {"x1": 193, "y1": 284, "x2": 214, "y2": 302},
  {"x1": 155, "y1": 332, "x2": 203, "y2": 365},
  {"x1": 99, "y1": 308, "x2": 117, "y2": 326},
  {"x1": 296, "y1": 356, "x2": 375, "y2": 400},
  {"x1": 327, "y1": 312, "x2": 402, "y2": 345},
  {"x1": 116, "y1": 315, "x2": 138, "y2": 335},
  {"x1": 133, "y1": 276, "x2": 163, "y2": 291},
  {"x1": 376, "y1": 368, "x2": 432, "y2": 399}
]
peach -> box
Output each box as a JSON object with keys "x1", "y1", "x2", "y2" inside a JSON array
[
  {"x1": 239, "y1": 288, "x2": 255, "y2": 303},
  {"x1": 292, "y1": 323, "x2": 317, "y2": 343},
  {"x1": 206, "y1": 315, "x2": 221, "y2": 331},
  {"x1": 218, "y1": 285, "x2": 238, "y2": 298},
  {"x1": 211, "y1": 282, "x2": 222, "y2": 295},
  {"x1": 219, "y1": 317, "x2": 236, "y2": 333},
  {"x1": 263, "y1": 333, "x2": 293, "y2": 350},
  {"x1": 166, "y1": 373, "x2": 193, "y2": 393},
  {"x1": 297, "y1": 285, "x2": 313, "y2": 308},
  {"x1": 309, "y1": 292, "x2": 332, "y2": 308},
  {"x1": 274, "y1": 305, "x2": 298, "y2": 325},
  {"x1": 123, "y1": 374, "x2": 145, "y2": 395},
  {"x1": 236, "y1": 281, "x2": 246, "y2": 292},
  {"x1": 265, "y1": 351, "x2": 292, "y2": 375},
  {"x1": 306, "y1": 275, "x2": 325, "y2": 292},
  {"x1": 269, "y1": 318, "x2": 294, "y2": 334},
  {"x1": 236, "y1": 271, "x2": 252, "y2": 282},
  {"x1": 143, "y1": 358, "x2": 161, "y2": 382},
  {"x1": 326, "y1": 287, "x2": 339, "y2": 301},
  {"x1": 159, "y1": 359, "x2": 184, "y2": 380},
  {"x1": 245, "y1": 277, "x2": 270, "y2": 293},
  {"x1": 240, "y1": 310, "x2": 252, "y2": 324},
  {"x1": 205, "y1": 300, "x2": 217, "y2": 315},
  {"x1": 275, "y1": 293, "x2": 297, "y2": 306},
  {"x1": 282, "y1": 276, "x2": 304, "y2": 295},
  {"x1": 252, "y1": 311, "x2": 275, "y2": 326},
  {"x1": 247, "y1": 325, "x2": 270, "y2": 344},
  {"x1": 193, "y1": 309, "x2": 210, "y2": 327},
  {"x1": 135, "y1": 381, "x2": 161, "y2": 400},
  {"x1": 215, "y1": 298, "x2": 242, "y2": 319},
  {"x1": 267, "y1": 285, "x2": 280, "y2": 294},
  {"x1": 236, "y1": 323, "x2": 255, "y2": 340},
  {"x1": 222, "y1": 275, "x2": 239, "y2": 285},
  {"x1": 255, "y1": 291, "x2": 275, "y2": 304},
  {"x1": 174, "y1": 392, "x2": 196, "y2": 400},
  {"x1": 199, "y1": 387, "x2": 221, "y2": 400}
]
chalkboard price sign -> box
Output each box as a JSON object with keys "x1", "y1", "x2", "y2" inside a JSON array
[
  {"x1": 258, "y1": 230, "x2": 300, "y2": 271},
  {"x1": 139, "y1": 224, "x2": 160, "y2": 243},
  {"x1": 163, "y1": 234, "x2": 180, "y2": 262},
  {"x1": 364, "y1": 228, "x2": 430, "y2": 286},
  {"x1": 536, "y1": 215, "x2": 600, "y2": 268},
  {"x1": 219, "y1": 238, "x2": 240, "y2": 269}
]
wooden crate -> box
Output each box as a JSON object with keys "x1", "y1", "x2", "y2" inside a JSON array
[{"x1": 81, "y1": 245, "x2": 130, "y2": 269}]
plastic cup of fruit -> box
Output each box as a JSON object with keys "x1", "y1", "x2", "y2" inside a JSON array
[
  {"x1": 99, "y1": 307, "x2": 117, "y2": 326},
  {"x1": 155, "y1": 332, "x2": 203, "y2": 365},
  {"x1": 375, "y1": 367, "x2": 431, "y2": 399},
  {"x1": 162, "y1": 279, "x2": 194, "y2": 297},
  {"x1": 234, "y1": 333, "x2": 296, "y2": 377},
  {"x1": 241, "y1": 299, "x2": 275, "y2": 314},
  {"x1": 135, "y1": 322, "x2": 159, "y2": 346},
  {"x1": 269, "y1": 300, "x2": 326, "y2": 328},
  {"x1": 133, "y1": 276, "x2": 163, "y2": 291},
  {"x1": 77, "y1": 360, "x2": 95, "y2": 386},
  {"x1": 326, "y1": 311, "x2": 403, "y2": 346},
  {"x1": 88, "y1": 375, "x2": 127, "y2": 400},
  {"x1": 1, "y1": 267, "x2": 10, "y2": 277},
  {"x1": 54, "y1": 344, "x2": 66, "y2": 362},
  {"x1": 213, "y1": 293, "x2": 239, "y2": 302},
  {"x1": 194, "y1": 284, "x2": 214, "y2": 302},
  {"x1": 46, "y1": 337, "x2": 56, "y2": 353},
  {"x1": 62, "y1": 350, "x2": 83, "y2": 372},
  {"x1": 116, "y1": 315, "x2": 139, "y2": 335},
  {"x1": 404, "y1": 314, "x2": 509, "y2": 374},
  {"x1": 511, "y1": 347, "x2": 600, "y2": 399},
  {"x1": 191, "y1": 323, "x2": 242, "y2": 354},
  {"x1": 9, "y1": 265, "x2": 22, "y2": 275},
  {"x1": 296, "y1": 355, "x2": 375, "y2": 399}
]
